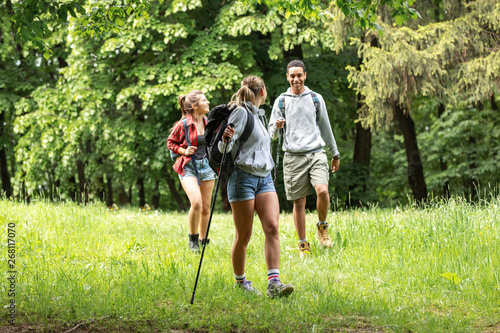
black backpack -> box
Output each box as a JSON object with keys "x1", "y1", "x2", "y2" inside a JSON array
[{"x1": 205, "y1": 104, "x2": 255, "y2": 182}]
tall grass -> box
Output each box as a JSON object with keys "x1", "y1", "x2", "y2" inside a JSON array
[{"x1": 1, "y1": 196, "x2": 499, "y2": 332}]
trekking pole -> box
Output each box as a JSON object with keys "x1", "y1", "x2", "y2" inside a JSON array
[
  {"x1": 275, "y1": 129, "x2": 283, "y2": 169},
  {"x1": 190, "y1": 125, "x2": 233, "y2": 305},
  {"x1": 274, "y1": 121, "x2": 284, "y2": 181}
]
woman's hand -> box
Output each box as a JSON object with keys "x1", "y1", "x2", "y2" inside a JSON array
[
  {"x1": 222, "y1": 126, "x2": 235, "y2": 142},
  {"x1": 276, "y1": 118, "x2": 285, "y2": 129},
  {"x1": 184, "y1": 146, "x2": 197, "y2": 156}
]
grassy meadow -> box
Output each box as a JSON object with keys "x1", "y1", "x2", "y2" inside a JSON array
[{"x1": 1, "y1": 196, "x2": 499, "y2": 332}]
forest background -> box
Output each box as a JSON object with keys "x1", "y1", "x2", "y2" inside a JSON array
[{"x1": 1, "y1": 0, "x2": 499, "y2": 212}]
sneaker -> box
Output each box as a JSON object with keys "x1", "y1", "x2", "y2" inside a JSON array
[
  {"x1": 189, "y1": 234, "x2": 200, "y2": 253},
  {"x1": 267, "y1": 277, "x2": 294, "y2": 298},
  {"x1": 235, "y1": 279, "x2": 261, "y2": 295},
  {"x1": 316, "y1": 222, "x2": 332, "y2": 248},
  {"x1": 298, "y1": 241, "x2": 311, "y2": 257}
]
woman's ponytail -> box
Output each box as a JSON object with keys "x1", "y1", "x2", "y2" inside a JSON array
[
  {"x1": 230, "y1": 76, "x2": 265, "y2": 106},
  {"x1": 178, "y1": 95, "x2": 187, "y2": 118}
]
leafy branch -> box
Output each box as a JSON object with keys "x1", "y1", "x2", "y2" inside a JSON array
[{"x1": 8, "y1": 0, "x2": 151, "y2": 59}]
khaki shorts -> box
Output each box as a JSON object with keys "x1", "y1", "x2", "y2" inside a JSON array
[{"x1": 283, "y1": 151, "x2": 329, "y2": 201}]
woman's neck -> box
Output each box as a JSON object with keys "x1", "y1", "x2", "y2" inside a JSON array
[
  {"x1": 191, "y1": 113, "x2": 203, "y2": 123},
  {"x1": 253, "y1": 97, "x2": 264, "y2": 108}
]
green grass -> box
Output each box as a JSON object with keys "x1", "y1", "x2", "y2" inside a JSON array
[{"x1": 1, "y1": 196, "x2": 499, "y2": 332}]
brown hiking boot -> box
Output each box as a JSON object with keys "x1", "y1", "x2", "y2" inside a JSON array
[
  {"x1": 316, "y1": 222, "x2": 332, "y2": 248},
  {"x1": 298, "y1": 241, "x2": 311, "y2": 257}
]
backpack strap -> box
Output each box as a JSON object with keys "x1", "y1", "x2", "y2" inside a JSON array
[
  {"x1": 183, "y1": 118, "x2": 200, "y2": 185},
  {"x1": 239, "y1": 109, "x2": 255, "y2": 143},
  {"x1": 278, "y1": 94, "x2": 286, "y2": 133},
  {"x1": 183, "y1": 118, "x2": 191, "y2": 146},
  {"x1": 278, "y1": 95, "x2": 285, "y2": 114},
  {"x1": 233, "y1": 107, "x2": 256, "y2": 195},
  {"x1": 310, "y1": 91, "x2": 320, "y2": 125}
]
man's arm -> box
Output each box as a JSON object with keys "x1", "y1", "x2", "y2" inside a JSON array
[{"x1": 317, "y1": 94, "x2": 340, "y2": 158}]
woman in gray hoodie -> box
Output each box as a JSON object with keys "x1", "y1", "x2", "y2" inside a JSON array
[{"x1": 221, "y1": 76, "x2": 294, "y2": 298}]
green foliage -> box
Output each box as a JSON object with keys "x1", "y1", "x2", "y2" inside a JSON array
[
  {"x1": 2, "y1": 0, "x2": 500, "y2": 207},
  {"x1": 241, "y1": 0, "x2": 421, "y2": 30},
  {"x1": 348, "y1": 0, "x2": 500, "y2": 129},
  {"x1": 6, "y1": 0, "x2": 362, "y2": 207},
  {"x1": 7, "y1": 0, "x2": 421, "y2": 59},
  {"x1": 418, "y1": 99, "x2": 500, "y2": 198},
  {"x1": 7, "y1": 0, "x2": 150, "y2": 57}
]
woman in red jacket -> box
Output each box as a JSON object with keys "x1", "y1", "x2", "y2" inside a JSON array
[{"x1": 167, "y1": 90, "x2": 216, "y2": 253}]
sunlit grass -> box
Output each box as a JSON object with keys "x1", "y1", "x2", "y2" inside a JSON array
[{"x1": 1, "y1": 196, "x2": 499, "y2": 332}]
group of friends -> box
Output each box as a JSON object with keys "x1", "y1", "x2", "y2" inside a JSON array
[{"x1": 167, "y1": 60, "x2": 340, "y2": 298}]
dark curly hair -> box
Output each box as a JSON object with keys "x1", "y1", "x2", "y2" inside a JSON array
[{"x1": 287, "y1": 60, "x2": 306, "y2": 73}]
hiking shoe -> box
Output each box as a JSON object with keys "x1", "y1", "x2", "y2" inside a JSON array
[
  {"x1": 316, "y1": 222, "x2": 332, "y2": 248},
  {"x1": 298, "y1": 241, "x2": 311, "y2": 257},
  {"x1": 200, "y1": 238, "x2": 210, "y2": 247},
  {"x1": 267, "y1": 277, "x2": 294, "y2": 298},
  {"x1": 235, "y1": 280, "x2": 261, "y2": 295},
  {"x1": 189, "y1": 234, "x2": 200, "y2": 253}
]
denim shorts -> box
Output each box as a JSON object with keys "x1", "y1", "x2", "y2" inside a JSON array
[
  {"x1": 179, "y1": 158, "x2": 217, "y2": 182},
  {"x1": 227, "y1": 168, "x2": 275, "y2": 203}
]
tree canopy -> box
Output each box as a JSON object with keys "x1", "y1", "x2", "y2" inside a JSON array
[
  {"x1": 6, "y1": 0, "x2": 420, "y2": 57},
  {"x1": 1, "y1": 0, "x2": 499, "y2": 209}
]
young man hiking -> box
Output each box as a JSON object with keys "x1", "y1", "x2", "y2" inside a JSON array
[{"x1": 269, "y1": 60, "x2": 340, "y2": 256}]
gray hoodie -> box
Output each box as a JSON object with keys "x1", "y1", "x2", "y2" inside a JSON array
[
  {"x1": 219, "y1": 102, "x2": 274, "y2": 177},
  {"x1": 269, "y1": 86, "x2": 339, "y2": 157}
]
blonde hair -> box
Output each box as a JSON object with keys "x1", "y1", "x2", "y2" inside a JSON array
[
  {"x1": 178, "y1": 90, "x2": 204, "y2": 118},
  {"x1": 230, "y1": 76, "x2": 265, "y2": 106}
]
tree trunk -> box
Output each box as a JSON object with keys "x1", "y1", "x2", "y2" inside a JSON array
[
  {"x1": 163, "y1": 166, "x2": 188, "y2": 211},
  {"x1": 128, "y1": 185, "x2": 133, "y2": 205},
  {"x1": 54, "y1": 178, "x2": 60, "y2": 201},
  {"x1": 21, "y1": 171, "x2": 30, "y2": 203},
  {"x1": 0, "y1": 146, "x2": 12, "y2": 198},
  {"x1": 346, "y1": 33, "x2": 377, "y2": 208},
  {"x1": 106, "y1": 175, "x2": 113, "y2": 207},
  {"x1": 152, "y1": 180, "x2": 160, "y2": 209},
  {"x1": 0, "y1": 112, "x2": 12, "y2": 198},
  {"x1": 137, "y1": 177, "x2": 146, "y2": 207},
  {"x1": 47, "y1": 169, "x2": 55, "y2": 200},
  {"x1": 98, "y1": 177, "x2": 105, "y2": 201},
  {"x1": 491, "y1": 94, "x2": 498, "y2": 111},
  {"x1": 69, "y1": 176, "x2": 77, "y2": 201},
  {"x1": 283, "y1": 43, "x2": 303, "y2": 62},
  {"x1": 95, "y1": 157, "x2": 105, "y2": 201},
  {"x1": 437, "y1": 103, "x2": 450, "y2": 199},
  {"x1": 468, "y1": 102, "x2": 482, "y2": 201},
  {"x1": 115, "y1": 184, "x2": 130, "y2": 205},
  {"x1": 393, "y1": 103, "x2": 428, "y2": 202},
  {"x1": 347, "y1": 121, "x2": 372, "y2": 207},
  {"x1": 76, "y1": 159, "x2": 88, "y2": 205},
  {"x1": 468, "y1": 140, "x2": 479, "y2": 201}
]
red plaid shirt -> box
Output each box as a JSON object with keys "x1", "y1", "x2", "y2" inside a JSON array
[{"x1": 167, "y1": 114, "x2": 207, "y2": 176}]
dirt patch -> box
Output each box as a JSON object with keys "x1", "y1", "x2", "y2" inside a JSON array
[
  {"x1": 482, "y1": 322, "x2": 500, "y2": 333},
  {"x1": 0, "y1": 321, "x2": 162, "y2": 333},
  {"x1": 321, "y1": 314, "x2": 390, "y2": 332},
  {"x1": 0, "y1": 324, "x2": 56, "y2": 333}
]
